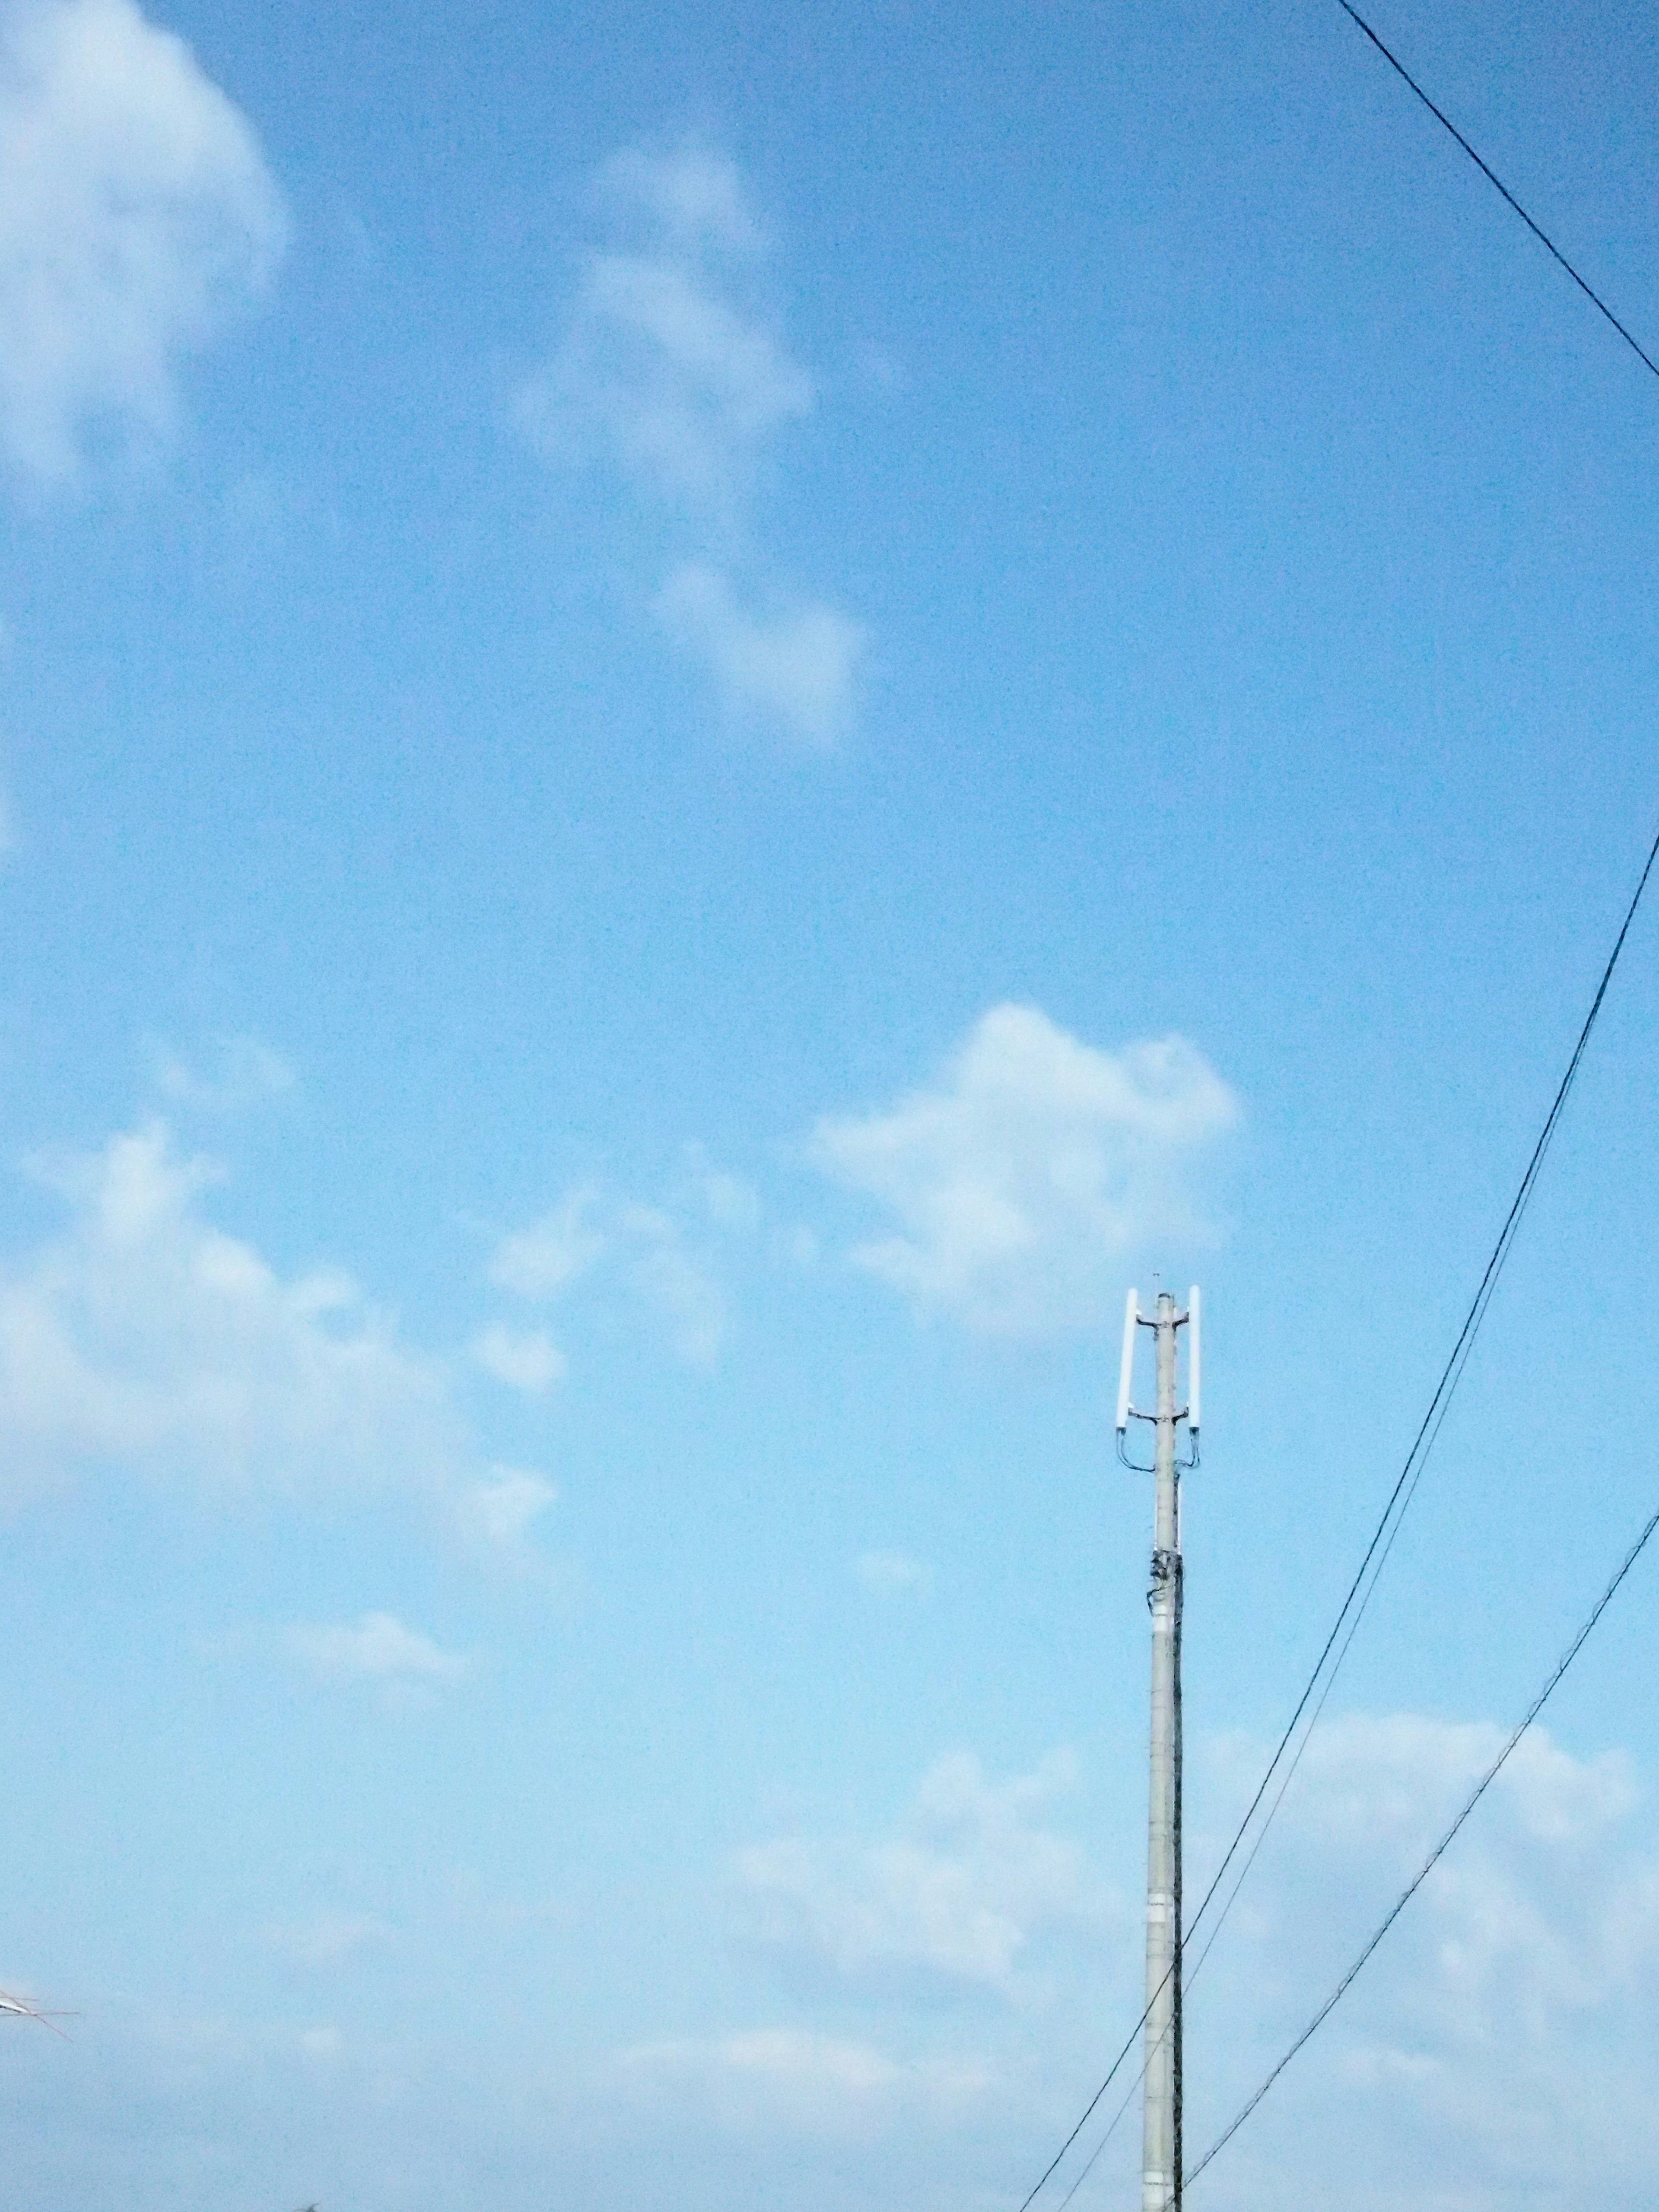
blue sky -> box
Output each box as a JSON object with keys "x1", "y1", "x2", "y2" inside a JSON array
[{"x1": 4, "y1": 0, "x2": 1659, "y2": 2204}]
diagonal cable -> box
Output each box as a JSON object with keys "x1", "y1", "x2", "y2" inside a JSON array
[
  {"x1": 1187, "y1": 1485, "x2": 1659, "y2": 2187},
  {"x1": 1330, "y1": 0, "x2": 1659, "y2": 381},
  {"x1": 1011, "y1": 814, "x2": 1659, "y2": 2207},
  {"x1": 1013, "y1": 16, "x2": 1659, "y2": 2202}
]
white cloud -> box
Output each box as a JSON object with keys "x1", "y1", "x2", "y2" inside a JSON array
[
  {"x1": 689, "y1": 1156, "x2": 762, "y2": 1232},
  {"x1": 1182, "y1": 1713, "x2": 1659, "y2": 2210},
  {"x1": 149, "y1": 1032, "x2": 295, "y2": 1110},
  {"x1": 454, "y1": 1464, "x2": 559, "y2": 1563},
  {"x1": 470, "y1": 1322, "x2": 566, "y2": 1395},
  {"x1": 518, "y1": 144, "x2": 810, "y2": 518},
  {"x1": 655, "y1": 561, "x2": 863, "y2": 748},
  {"x1": 614, "y1": 1199, "x2": 726, "y2": 1367},
  {"x1": 518, "y1": 143, "x2": 863, "y2": 748},
  {"x1": 488, "y1": 1184, "x2": 607, "y2": 1299},
  {"x1": 286, "y1": 1611, "x2": 468, "y2": 1687},
  {"x1": 0, "y1": 1122, "x2": 467, "y2": 1505},
  {"x1": 603, "y1": 141, "x2": 766, "y2": 259},
  {"x1": 620, "y1": 2027, "x2": 992, "y2": 2139},
  {"x1": 270, "y1": 1911, "x2": 389, "y2": 1971},
  {"x1": 0, "y1": 0, "x2": 287, "y2": 484},
  {"x1": 489, "y1": 1178, "x2": 728, "y2": 1370},
  {"x1": 735, "y1": 1749, "x2": 1102, "y2": 1995},
  {"x1": 855, "y1": 1549, "x2": 933, "y2": 1597},
  {"x1": 1214, "y1": 1713, "x2": 1637, "y2": 1864},
  {"x1": 810, "y1": 1003, "x2": 1239, "y2": 1335}
]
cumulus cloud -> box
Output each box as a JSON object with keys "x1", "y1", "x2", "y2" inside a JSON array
[
  {"x1": 1182, "y1": 1712, "x2": 1659, "y2": 2212},
  {"x1": 810, "y1": 1003, "x2": 1239, "y2": 1335},
  {"x1": 0, "y1": 1122, "x2": 467, "y2": 1505},
  {"x1": 0, "y1": 0, "x2": 287, "y2": 484},
  {"x1": 286, "y1": 1612, "x2": 468, "y2": 1688},
  {"x1": 518, "y1": 143, "x2": 863, "y2": 746},
  {"x1": 735, "y1": 1750, "x2": 1102, "y2": 1996},
  {"x1": 655, "y1": 561, "x2": 862, "y2": 747}
]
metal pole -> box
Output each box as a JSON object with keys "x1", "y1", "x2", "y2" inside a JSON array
[{"x1": 1141, "y1": 1290, "x2": 1183, "y2": 2212}]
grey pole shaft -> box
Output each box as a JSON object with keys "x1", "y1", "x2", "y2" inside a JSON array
[{"x1": 1141, "y1": 1293, "x2": 1183, "y2": 2212}]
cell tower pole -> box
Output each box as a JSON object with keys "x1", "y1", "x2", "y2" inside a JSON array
[{"x1": 1142, "y1": 1289, "x2": 1183, "y2": 2212}]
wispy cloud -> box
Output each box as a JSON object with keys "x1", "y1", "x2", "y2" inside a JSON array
[
  {"x1": 269, "y1": 1911, "x2": 390, "y2": 1971},
  {"x1": 454, "y1": 1464, "x2": 559, "y2": 1568},
  {"x1": 286, "y1": 1612, "x2": 470, "y2": 1710},
  {"x1": 855, "y1": 1550, "x2": 933, "y2": 1598},
  {"x1": 488, "y1": 1183, "x2": 607, "y2": 1300},
  {"x1": 487, "y1": 1172, "x2": 734, "y2": 1370},
  {"x1": 655, "y1": 562, "x2": 863, "y2": 749},
  {"x1": 519, "y1": 147, "x2": 811, "y2": 519},
  {"x1": 0, "y1": 0, "x2": 287, "y2": 485},
  {"x1": 470, "y1": 1322, "x2": 566, "y2": 1395},
  {"x1": 518, "y1": 143, "x2": 864, "y2": 746},
  {"x1": 810, "y1": 1004, "x2": 1239, "y2": 1335},
  {"x1": 735, "y1": 1750, "x2": 1102, "y2": 1996},
  {"x1": 619, "y1": 2027, "x2": 992, "y2": 2139},
  {"x1": 149, "y1": 1033, "x2": 296, "y2": 1111}
]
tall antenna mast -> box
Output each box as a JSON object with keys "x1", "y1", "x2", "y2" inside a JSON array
[{"x1": 1117, "y1": 1286, "x2": 1200, "y2": 2212}]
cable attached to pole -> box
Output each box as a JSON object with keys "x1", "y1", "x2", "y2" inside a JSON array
[
  {"x1": 1011, "y1": 815, "x2": 1659, "y2": 2208},
  {"x1": 1009, "y1": 16, "x2": 1659, "y2": 2202}
]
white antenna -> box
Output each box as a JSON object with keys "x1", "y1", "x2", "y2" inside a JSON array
[
  {"x1": 1116, "y1": 1288, "x2": 1139, "y2": 1432},
  {"x1": 1186, "y1": 1284, "x2": 1201, "y2": 1436}
]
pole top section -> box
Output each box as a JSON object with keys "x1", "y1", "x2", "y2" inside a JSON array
[{"x1": 1116, "y1": 1284, "x2": 1201, "y2": 1444}]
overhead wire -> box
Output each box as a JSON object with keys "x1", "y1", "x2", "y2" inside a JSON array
[
  {"x1": 1153, "y1": 0, "x2": 1659, "y2": 2044},
  {"x1": 1012, "y1": 14, "x2": 1659, "y2": 2201},
  {"x1": 1329, "y1": 0, "x2": 1659, "y2": 388},
  {"x1": 1186, "y1": 1483, "x2": 1659, "y2": 2187},
  {"x1": 1014, "y1": 819, "x2": 1659, "y2": 2207}
]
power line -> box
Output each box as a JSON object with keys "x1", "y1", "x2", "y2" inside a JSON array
[
  {"x1": 1330, "y1": 0, "x2": 1659, "y2": 384},
  {"x1": 1187, "y1": 1482, "x2": 1659, "y2": 2187},
  {"x1": 1014, "y1": 25, "x2": 1659, "y2": 2195},
  {"x1": 1012, "y1": 820, "x2": 1659, "y2": 2208}
]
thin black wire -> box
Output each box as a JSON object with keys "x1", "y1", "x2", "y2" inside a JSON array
[
  {"x1": 1176, "y1": 1228, "x2": 1502, "y2": 1988},
  {"x1": 1331, "y1": 0, "x2": 1659, "y2": 384},
  {"x1": 1053, "y1": 2067, "x2": 1142, "y2": 2209},
  {"x1": 1013, "y1": 821, "x2": 1659, "y2": 2210},
  {"x1": 1187, "y1": 1485, "x2": 1659, "y2": 2188},
  {"x1": 1019, "y1": 25, "x2": 1659, "y2": 2209},
  {"x1": 1141, "y1": 0, "x2": 1659, "y2": 2066}
]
